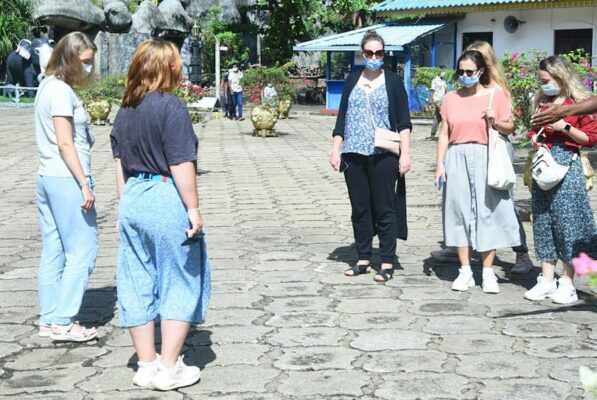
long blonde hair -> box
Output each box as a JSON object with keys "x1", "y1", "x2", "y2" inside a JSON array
[
  {"x1": 122, "y1": 38, "x2": 183, "y2": 108},
  {"x1": 466, "y1": 40, "x2": 511, "y2": 99},
  {"x1": 534, "y1": 55, "x2": 592, "y2": 110},
  {"x1": 45, "y1": 32, "x2": 96, "y2": 88}
]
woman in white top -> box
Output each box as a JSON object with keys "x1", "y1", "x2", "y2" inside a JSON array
[{"x1": 34, "y1": 31, "x2": 99, "y2": 342}]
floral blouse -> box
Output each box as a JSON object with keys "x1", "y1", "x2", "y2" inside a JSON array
[{"x1": 342, "y1": 84, "x2": 390, "y2": 155}]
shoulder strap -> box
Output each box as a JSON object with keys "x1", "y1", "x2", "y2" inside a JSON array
[{"x1": 488, "y1": 88, "x2": 496, "y2": 110}]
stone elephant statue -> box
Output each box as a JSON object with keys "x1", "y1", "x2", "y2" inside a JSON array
[{"x1": 6, "y1": 37, "x2": 54, "y2": 97}]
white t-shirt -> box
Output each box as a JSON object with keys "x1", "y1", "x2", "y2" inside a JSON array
[
  {"x1": 431, "y1": 76, "x2": 448, "y2": 102},
  {"x1": 228, "y1": 70, "x2": 243, "y2": 93},
  {"x1": 34, "y1": 76, "x2": 94, "y2": 177}
]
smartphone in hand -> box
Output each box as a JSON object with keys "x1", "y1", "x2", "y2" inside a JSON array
[{"x1": 438, "y1": 175, "x2": 445, "y2": 190}]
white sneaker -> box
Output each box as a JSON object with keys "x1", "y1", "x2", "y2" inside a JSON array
[
  {"x1": 452, "y1": 268, "x2": 475, "y2": 291},
  {"x1": 524, "y1": 275, "x2": 557, "y2": 301},
  {"x1": 482, "y1": 269, "x2": 500, "y2": 294},
  {"x1": 511, "y1": 252, "x2": 533, "y2": 274},
  {"x1": 153, "y1": 356, "x2": 201, "y2": 391},
  {"x1": 132, "y1": 354, "x2": 160, "y2": 389},
  {"x1": 431, "y1": 247, "x2": 459, "y2": 262},
  {"x1": 551, "y1": 278, "x2": 578, "y2": 304}
]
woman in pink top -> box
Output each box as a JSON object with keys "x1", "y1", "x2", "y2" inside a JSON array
[{"x1": 435, "y1": 50, "x2": 520, "y2": 293}]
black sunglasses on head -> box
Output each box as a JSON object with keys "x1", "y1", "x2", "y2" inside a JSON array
[
  {"x1": 457, "y1": 69, "x2": 478, "y2": 77},
  {"x1": 363, "y1": 49, "x2": 384, "y2": 59}
]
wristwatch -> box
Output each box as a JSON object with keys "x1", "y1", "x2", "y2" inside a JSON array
[{"x1": 563, "y1": 123, "x2": 572, "y2": 133}]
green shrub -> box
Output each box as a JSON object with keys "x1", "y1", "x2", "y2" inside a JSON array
[
  {"x1": 413, "y1": 66, "x2": 455, "y2": 88},
  {"x1": 241, "y1": 64, "x2": 296, "y2": 105},
  {"x1": 78, "y1": 73, "x2": 126, "y2": 105}
]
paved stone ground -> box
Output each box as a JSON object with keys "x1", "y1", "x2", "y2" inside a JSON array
[{"x1": 0, "y1": 107, "x2": 596, "y2": 400}]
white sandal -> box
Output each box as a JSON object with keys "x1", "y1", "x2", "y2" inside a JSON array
[
  {"x1": 50, "y1": 322, "x2": 98, "y2": 342},
  {"x1": 38, "y1": 324, "x2": 52, "y2": 338}
]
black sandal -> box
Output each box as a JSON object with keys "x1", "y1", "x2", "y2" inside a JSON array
[
  {"x1": 344, "y1": 264, "x2": 371, "y2": 277},
  {"x1": 374, "y1": 268, "x2": 394, "y2": 282}
]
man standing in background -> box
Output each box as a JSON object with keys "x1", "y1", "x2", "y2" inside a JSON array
[
  {"x1": 228, "y1": 64, "x2": 244, "y2": 121},
  {"x1": 427, "y1": 67, "x2": 447, "y2": 141}
]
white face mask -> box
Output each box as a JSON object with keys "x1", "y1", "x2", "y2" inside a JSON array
[
  {"x1": 232, "y1": 67, "x2": 239, "y2": 72},
  {"x1": 82, "y1": 63, "x2": 93, "y2": 75}
]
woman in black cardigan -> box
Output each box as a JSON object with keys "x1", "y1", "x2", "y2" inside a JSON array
[{"x1": 329, "y1": 30, "x2": 412, "y2": 282}]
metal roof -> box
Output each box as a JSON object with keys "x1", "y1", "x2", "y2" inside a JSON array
[
  {"x1": 293, "y1": 23, "x2": 446, "y2": 52},
  {"x1": 372, "y1": 0, "x2": 549, "y2": 11}
]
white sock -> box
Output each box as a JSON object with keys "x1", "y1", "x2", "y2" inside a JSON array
[
  {"x1": 460, "y1": 265, "x2": 472, "y2": 272},
  {"x1": 482, "y1": 268, "x2": 495, "y2": 276}
]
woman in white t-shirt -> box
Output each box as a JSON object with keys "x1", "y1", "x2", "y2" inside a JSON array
[{"x1": 34, "y1": 32, "x2": 99, "y2": 342}]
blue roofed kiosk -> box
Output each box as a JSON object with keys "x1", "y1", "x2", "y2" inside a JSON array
[{"x1": 293, "y1": 23, "x2": 448, "y2": 112}]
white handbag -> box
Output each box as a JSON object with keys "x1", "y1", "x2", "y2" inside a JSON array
[
  {"x1": 532, "y1": 144, "x2": 576, "y2": 190},
  {"x1": 365, "y1": 90, "x2": 401, "y2": 156},
  {"x1": 486, "y1": 89, "x2": 516, "y2": 191}
]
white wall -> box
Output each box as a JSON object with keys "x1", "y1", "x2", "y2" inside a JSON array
[{"x1": 429, "y1": 6, "x2": 597, "y2": 68}]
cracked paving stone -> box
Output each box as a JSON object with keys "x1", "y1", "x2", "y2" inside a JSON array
[
  {"x1": 549, "y1": 357, "x2": 597, "y2": 384},
  {"x1": 479, "y1": 378, "x2": 571, "y2": 400},
  {"x1": 337, "y1": 313, "x2": 416, "y2": 330},
  {"x1": 267, "y1": 327, "x2": 348, "y2": 347},
  {"x1": 560, "y1": 308, "x2": 597, "y2": 325},
  {"x1": 0, "y1": 366, "x2": 96, "y2": 395},
  {"x1": 203, "y1": 309, "x2": 264, "y2": 327},
  {"x1": 78, "y1": 366, "x2": 138, "y2": 392},
  {"x1": 0, "y1": 343, "x2": 22, "y2": 359},
  {"x1": 439, "y1": 333, "x2": 515, "y2": 354},
  {"x1": 264, "y1": 296, "x2": 333, "y2": 312},
  {"x1": 424, "y1": 315, "x2": 494, "y2": 334},
  {"x1": 207, "y1": 395, "x2": 278, "y2": 400},
  {"x1": 503, "y1": 319, "x2": 578, "y2": 338},
  {"x1": 410, "y1": 300, "x2": 487, "y2": 316},
  {"x1": 278, "y1": 370, "x2": 367, "y2": 397},
  {"x1": 329, "y1": 284, "x2": 399, "y2": 299},
  {"x1": 186, "y1": 326, "x2": 274, "y2": 345},
  {"x1": 335, "y1": 298, "x2": 402, "y2": 314},
  {"x1": 253, "y1": 251, "x2": 309, "y2": 261},
  {"x1": 350, "y1": 329, "x2": 430, "y2": 351},
  {"x1": 0, "y1": 307, "x2": 31, "y2": 324},
  {"x1": 210, "y1": 292, "x2": 263, "y2": 309},
  {"x1": 375, "y1": 372, "x2": 469, "y2": 400},
  {"x1": 265, "y1": 311, "x2": 336, "y2": 328},
  {"x1": 398, "y1": 286, "x2": 468, "y2": 301},
  {"x1": 179, "y1": 366, "x2": 280, "y2": 395},
  {"x1": 249, "y1": 261, "x2": 311, "y2": 272},
  {"x1": 83, "y1": 391, "x2": 183, "y2": 400},
  {"x1": 0, "y1": 392, "x2": 87, "y2": 400},
  {"x1": 5, "y1": 346, "x2": 107, "y2": 370},
  {"x1": 211, "y1": 281, "x2": 257, "y2": 293},
  {"x1": 363, "y1": 350, "x2": 446, "y2": 373},
  {"x1": 274, "y1": 346, "x2": 360, "y2": 371},
  {"x1": 589, "y1": 324, "x2": 597, "y2": 341},
  {"x1": 0, "y1": 324, "x2": 33, "y2": 341},
  {"x1": 258, "y1": 282, "x2": 321, "y2": 297},
  {"x1": 456, "y1": 352, "x2": 540, "y2": 378},
  {"x1": 190, "y1": 343, "x2": 268, "y2": 366},
  {"x1": 92, "y1": 346, "x2": 136, "y2": 368},
  {"x1": 524, "y1": 338, "x2": 597, "y2": 358},
  {"x1": 485, "y1": 303, "x2": 554, "y2": 319}
]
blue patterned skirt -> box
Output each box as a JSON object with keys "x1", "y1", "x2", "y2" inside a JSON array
[{"x1": 532, "y1": 143, "x2": 597, "y2": 263}]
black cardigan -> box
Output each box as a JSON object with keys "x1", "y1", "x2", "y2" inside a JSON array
[
  {"x1": 332, "y1": 68, "x2": 411, "y2": 241},
  {"x1": 333, "y1": 68, "x2": 412, "y2": 137}
]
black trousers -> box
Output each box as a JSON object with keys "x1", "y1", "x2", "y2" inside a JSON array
[{"x1": 343, "y1": 152, "x2": 399, "y2": 264}]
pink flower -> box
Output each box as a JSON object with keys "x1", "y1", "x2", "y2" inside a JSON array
[
  {"x1": 512, "y1": 52, "x2": 519, "y2": 60},
  {"x1": 517, "y1": 71, "x2": 524, "y2": 78},
  {"x1": 571, "y1": 253, "x2": 597, "y2": 275}
]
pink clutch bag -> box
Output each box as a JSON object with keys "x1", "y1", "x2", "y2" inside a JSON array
[{"x1": 374, "y1": 128, "x2": 401, "y2": 156}]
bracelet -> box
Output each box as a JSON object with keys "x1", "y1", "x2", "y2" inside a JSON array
[{"x1": 78, "y1": 177, "x2": 91, "y2": 188}]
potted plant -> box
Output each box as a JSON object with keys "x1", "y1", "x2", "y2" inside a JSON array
[
  {"x1": 78, "y1": 74, "x2": 126, "y2": 125},
  {"x1": 173, "y1": 81, "x2": 210, "y2": 124}
]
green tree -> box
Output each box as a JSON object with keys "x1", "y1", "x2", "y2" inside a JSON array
[{"x1": 0, "y1": 0, "x2": 37, "y2": 59}]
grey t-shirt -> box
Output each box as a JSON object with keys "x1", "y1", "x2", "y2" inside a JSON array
[
  {"x1": 110, "y1": 91, "x2": 197, "y2": 176},
  {"x1": 34, "y1": 75, "x2": 94, "y2": 177}
]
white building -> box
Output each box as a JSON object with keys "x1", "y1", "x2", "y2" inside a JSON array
[{"x1": 372, "y1": 0, "x2": 597, "y2": 67}]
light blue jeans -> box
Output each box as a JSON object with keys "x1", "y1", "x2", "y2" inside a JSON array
[
  {"x1": 37, "y1": 175, "x2": 98, "y2": 325},
  {"x1": 233, "y1": 91, "x2": 243, "y2": 118}
]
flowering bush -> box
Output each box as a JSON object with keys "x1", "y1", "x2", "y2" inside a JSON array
[
  {"x1": 571, "y1": 252, "x2": 597, "y2": 289},
  {"x1": 173, "y1": 81, "x2": 209, "y2": 104},
  {"x1": 501, "y1": 49, "x2": 597, "y2": 135},
  {"x1": 241, "y1": 65, "x2": 296, "y2": 106}
]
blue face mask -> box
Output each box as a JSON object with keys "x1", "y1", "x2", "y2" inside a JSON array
[
  {"x1": 541, "y1": 84, "x2": 561, "y2": 96},
  {"x1": 365, "y1": 58, "x2": 384, "y2": 71},
  {"x1": 459, "y1": 75, "x2": 479, "y2": 88}
]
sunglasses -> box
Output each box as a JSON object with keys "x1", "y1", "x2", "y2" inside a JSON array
[
  {"x1": 457, "y1": 69, "x2": 478, "y2": 77},
  {"x1": 363, "y1": 49, "x2": 384, "y2": 59}
]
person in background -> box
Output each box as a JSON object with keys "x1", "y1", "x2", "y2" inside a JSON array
[
  {"x1": 219, "y1": 74, "x2": 229, "y2": 118},
  {"x1": 432, "y1": 40, "x2": 534, "y2": 275},
  {"x1": 329, "y1": 30, "x2": 412, "y2": 283},
  {"x1": 263, "y1": 82, "x2": 278, "y2": 108},
  {"x1": 34, "y1": 31, "x2": 99, "y2": 342},
  {"x1": 110, "y1": 38, "x2": 211, "y2": 391},
  {"x1": 228, "y1": 64, "x2": 244, "y2": 121},
  {"x1": 428, "y1": 66, "x2": 447, "y2": 141},
  {"x1": 524, "y1": 55, "x2": 597, "y2": 304},
  {"x1": 435, "y1": 50, "x2": 520, "y2": 293}
]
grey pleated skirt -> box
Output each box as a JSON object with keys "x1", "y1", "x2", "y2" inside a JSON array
[{"x1": 443, "y1": 143, "x2": 521, "y2": 252}]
